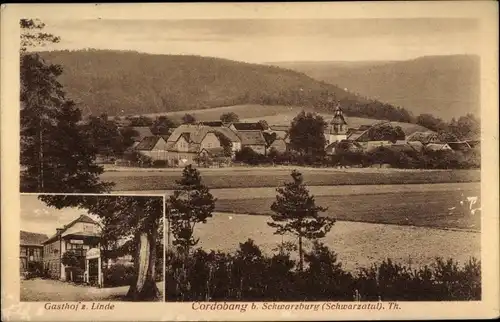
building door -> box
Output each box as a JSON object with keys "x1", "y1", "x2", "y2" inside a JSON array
[{"x1": 88, "y1": 258, "x2": 99, "y2": 286}]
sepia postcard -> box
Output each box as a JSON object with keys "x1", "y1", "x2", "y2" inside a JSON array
[{"x1": 1, "y1": 2, "x2": 499, "y2": 321}]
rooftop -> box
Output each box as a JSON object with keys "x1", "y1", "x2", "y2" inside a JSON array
[{"x1": 20, "y1": 231, "x2": 49, "y2": 247}]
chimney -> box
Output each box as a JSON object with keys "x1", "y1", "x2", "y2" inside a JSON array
[{"x1": 56, "y1": 228, "x2": 63, "y2": 235}]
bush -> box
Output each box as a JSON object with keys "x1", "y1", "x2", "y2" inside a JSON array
[
  {"x1": 104, "y1": 263, "x2": 136, "y2": 287},
  {"x1": 122, "y1": 151, "x2": 153, "y2": 167},
  {"x1": 152, "y1": 160, "x2": 168, "y2": 168},
  {"x1": 235, "y1": 147, "x2": 269, "y2": 165},
  {"x1": 26, "y1": 261, "x2": 44, "y2": 278},
  {"x1": 65, "y1": 266, "x2": 85, "y2": 284},
  {"x1": 165, "y1": 240, "x2": 481, "y2": 302}
]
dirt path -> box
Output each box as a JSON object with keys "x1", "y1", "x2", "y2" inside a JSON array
[{"x1": 20, "y1": 279, "x2": 164, "y2": 302}]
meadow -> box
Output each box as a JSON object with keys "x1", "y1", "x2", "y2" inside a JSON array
[
  {"x1": 214, "y1": 187, "x2": 481, "y2": 231},
  {"x1": 103, "y1": 167, "x2": 480, "y2": 191},
  {"x1": 190, "y1": 213, "x2": 480, "y2": 272}
]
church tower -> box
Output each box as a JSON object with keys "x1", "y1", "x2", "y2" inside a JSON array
[{"x1": 326, "y1": 104, "x2": 348, "y2": 144}]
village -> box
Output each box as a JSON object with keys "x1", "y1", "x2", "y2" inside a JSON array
[{"x1": 106, "y1": 105, "x2": 479, "y2": 170}]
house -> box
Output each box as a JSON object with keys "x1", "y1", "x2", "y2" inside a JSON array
[
  {"x1": 447, "y1": 141, "x2": 472, "y2": 152},
  {"x1": 465, "y1": 139, "x2": 480, "y2": 149},
  {"x1": 211, "y1": 127, "x2": 242, "y2": 153},
  {"x1": 20, "y1": 231, "x2": 48, "y2": 274},
  {"x1": 236, "y1": 130, "x2": 267, "y2": 154},
  {"x1": 42, "y1": 215, "x2": 101, "y2": 283},
  {"x1": 228, "y1": 122, "x2": 267, "y2": 154},
  {"x1": 130, "y1": 126, "x2": 154, "y2": 143},
  {"x1": 406, "y1": 131, "x2": 441, "y2": 145},
  {"x1": 135, "y1": 136, "x2": 169, "y2": 161},
  {"x1": 265, "y1": 125, "x2": 291, "y2": 153},
  {"x1": 324, "y1": 105, "x2": 348, "y2": 145},
  {"x1": 425, "y1": 143, "x2": 453, "y2": 152},
  {"x1": 197, "y1": 121, "x2": 243, "y2": 153},
  {"x1": 164, "y1": 124, "x2": 227, "y2": 166}
]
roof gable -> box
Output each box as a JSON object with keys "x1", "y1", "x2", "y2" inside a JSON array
[
  {"x1": 212, "y1": 127, "x2": 241, "y2": 143},
  {"x1": 407, "y1": 131, "x2": 440, "y2": 144},
  {"x1": 131, "y1": 127, "x2": 154, "y2": 141},
  {"x1": 135, "y1": 136, "x2": 165, "y2": 151},
  {"x1": 167, "y1": 125, "x2": 214, "y2": 144},
  {"x1": 43, "y1": 214, "x2": 99, "y2": 244},
  {"x1": 237, "y1": 130, "x2": 266, "y2": 145},
  {"x1": 232, "y1": 122, "x2": 264, "y2": 131}
]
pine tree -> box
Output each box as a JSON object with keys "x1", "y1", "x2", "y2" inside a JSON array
[
  {"x1": 20, "y1": 19, "x2": 111, "y2": 192},
  {"x1": 168, "y1": 165, "x2": 217, "y2": 253},
  {"x1": 268, "y1": 170, "x2": 335, "y2": 271},
  {"x1": 168, "y1": 165, "x2": 216, "y2": 299}
]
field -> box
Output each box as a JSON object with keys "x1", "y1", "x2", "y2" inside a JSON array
[
  {"x1": 214, "y1": 184, "x2": 481, "y2": 231},
  {"x1": 134, "y1": 104, "x2": 429, "y2": 135},
  {"x1": 191, "y1": 213, "x2": 480, "y2": 272},
  {"x1": 103, "y1": 167, "x2": 480, "y2": 191}
]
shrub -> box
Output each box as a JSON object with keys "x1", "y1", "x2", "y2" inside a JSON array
[
  {"x1": 65, "y1": 266, "x2": 85, "y2": 284},
  {"x1": 165, "y1": 240, "x2": 481, "y2": 302},
  {"x1": 104, "y1": 263, "x2": 136, "y2": 287},
  {"x1": 152, "y1": 159, "x2": 168, "y2": 168},
  {"x1": 26, "y1": 261, "x2": 44, "y2": 278},
  {"x1": 234, "y1": 147, "x2": 268, "y2": 165}
]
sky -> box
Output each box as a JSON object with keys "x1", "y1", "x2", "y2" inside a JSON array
[
  {"x1": 35, "y1": 18, "x2": 481, "y2": 63},
  {"x1": 20, "y1": 195, "x2": 101, "y2": 237}
]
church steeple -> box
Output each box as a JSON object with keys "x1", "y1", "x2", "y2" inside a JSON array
[
  {"x1": 324, "y1": 103, "x2": 348, "y2": 144},
  {"x1": 330, "y1": 104, "x2": 347, "y2": 134}
]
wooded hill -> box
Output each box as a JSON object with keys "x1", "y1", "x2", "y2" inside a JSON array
[
  {"x1": 270, "y1": 55, "x2": 480, "y2": 121},
  {"x1": 38, "y1": 49, "x2": 413, "y2": 122}
]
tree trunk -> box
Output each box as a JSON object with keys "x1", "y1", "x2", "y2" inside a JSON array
[
  {"x1": 298, "y1": 235, "x2": 303, "y2": 272},
  {"x1": 126, "y1": 230, "x2": 160, "y2": 301}
]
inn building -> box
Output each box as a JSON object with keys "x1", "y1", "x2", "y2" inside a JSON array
[{"x1": 41, "y1": 214, "x2": 104, "y2": 286}]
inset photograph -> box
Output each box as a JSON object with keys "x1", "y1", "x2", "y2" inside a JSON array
[{"x1": 20, "y1": 194, "x2": 164, "y2": 302}]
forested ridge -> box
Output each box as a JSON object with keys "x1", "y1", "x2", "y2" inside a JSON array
[
  {"x1": 38, "y1": 49, "x2": 413, "y2": 122},
  {"x1": 272, "y1": 55, "x2": 480, "y2": 120}
]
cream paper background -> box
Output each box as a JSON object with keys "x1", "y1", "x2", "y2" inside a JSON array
[{"x1": 1, "y1": 2, "x2": 498, "y2": 321}]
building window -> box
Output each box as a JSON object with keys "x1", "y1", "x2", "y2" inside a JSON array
[{"x1": 207, "y1": 143, "x2": 212, "y2": 148}]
